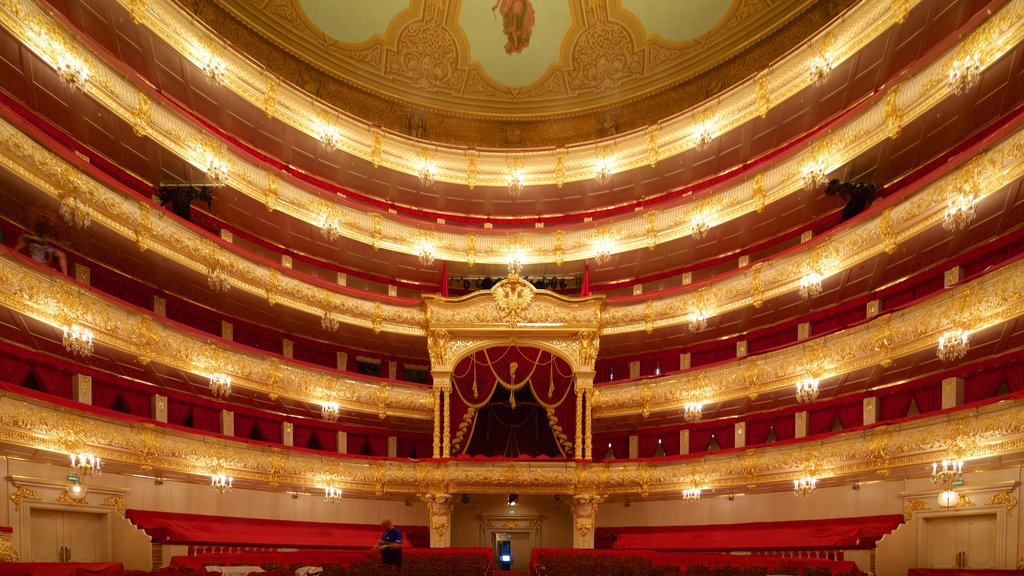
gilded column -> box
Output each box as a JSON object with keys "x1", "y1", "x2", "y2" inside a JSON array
[
  {"x1": 432, "y1": 372, "x2": 452, "y2": 459},
  {"x1": 442, "y1": 384, "x2": 452, "y2": 458},
  {"x1": 570, "y1": 494, "x2": 604, "y2": 549},
  {"x1": 584, "y1": 388, "x2": 593, "y2": 460},
  {"x1": 574, "y1": 389, "x2": 583, "y2": 460},
  {"x1": 431, "y1": 386, "x2": 441, "y2": 459},
  {"x1": 575, "y1": 372, "x2": 595, "y2": 461},
  {"x1": 421, "y1": 493, "x2": 454, "y2": 548}
]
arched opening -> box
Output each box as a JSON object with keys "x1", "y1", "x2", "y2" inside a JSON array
[{"x1": 449, "y1": 346, "x2": 575, "y2": 458}]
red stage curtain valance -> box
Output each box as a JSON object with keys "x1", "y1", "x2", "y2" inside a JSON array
[
  {"x1": 599, "y1": 514, "x2": 904, "y2": 551},
  {"x1": 450, "y1": 347, "x2": 575, "y2": 457},
  {"x1": 125, "y1": 509, "x2": 427, "y2": 549}
]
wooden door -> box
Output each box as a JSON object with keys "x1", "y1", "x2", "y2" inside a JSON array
[
  {"x1": 63, "y1": 511, "x2": 104, "y2": 562},
  {"x1": 29, "y1": 508, "x2": 63, "y2": 562},
  {"x1": 28, "y1": 508, "x2": 107, "y2": 563},
  {"x1": 961, "y1": 514, "x2": 997, "y2": 568},
  {"x1": 923, "y1": 513, "x2": 998, "y2": 569}
]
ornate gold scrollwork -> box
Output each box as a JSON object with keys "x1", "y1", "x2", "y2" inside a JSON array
[
  {"x1": 987, "y1": 490, "x2": 1017, "y2": 517},
  {"x1": 492, "y1": 276, "x2": 535, "y2": 328},
  {"x1": 9, "y1": 485, "x2": 40, "y2": 511}
]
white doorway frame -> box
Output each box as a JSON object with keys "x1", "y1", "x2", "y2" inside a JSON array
[{"x1": 916, "y1": 506, "x2": 1006, "y2": 569}]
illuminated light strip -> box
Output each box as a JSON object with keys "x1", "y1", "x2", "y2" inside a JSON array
[
  {"x1": 0, "y1": 249, "x2": 432, "y2": 420},
  {"x1": 118, "y1": 0, "x2": 917, "y2": 187},
  {"x1": 0, "y1": 385, "x2": 1020, "y2": 496},
  {"x1": 0, "y1": 97, "x2": 1021, "y2": 338},
  {"x1": 0, "y1": 0, "x2": 1020, "y2": 265}
]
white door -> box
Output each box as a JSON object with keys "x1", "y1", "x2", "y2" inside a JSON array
[
  {"x1": 923, "y1": 513, "x2": 998, "y2": 569},
  {"x1": 64, "y1": 511, "x2": 104, "y2": 562},
  {"x1": 29, "y1": 509, "x2": 107, "y2": 563},
  {"x1": 29, "y1": 508, "x2": 63, "y2": 562},
  {"x1": 961, "y1": 515, "x2": 997, "y2": 568}
]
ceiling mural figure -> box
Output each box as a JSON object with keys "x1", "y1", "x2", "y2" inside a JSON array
[{"x1": 492, "y1": 0, "x2": 536, "y2": 54}]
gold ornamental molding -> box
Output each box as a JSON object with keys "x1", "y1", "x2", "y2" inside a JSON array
[
  {"x1": 595, "y1": 249, "x2": 1024, "y2": 417},
  {"x1": 0, "y1": 0, "x2": 1021, "y2": 264},
  {"x1": 0, "y1": 115, "x2": 425, "y2": 337},
  {"x1": 0, "y1": 97, "x2": 1020, "y2": 346},
  {"x1": 0, "y1": 250, "x2": 433, "y2": 421},
  {"x1": 113, "y1": 0, "x2": 915, "y2": 187},
  {"x1": 423, "y1": 274, "x2": 605, "y2": 374},
  {"x1": 0, "y1": 384, "x2": 1022, "y2": 497},
  {"x1": 3, "y1": 59, "x2": 1023, "y2": 335}
]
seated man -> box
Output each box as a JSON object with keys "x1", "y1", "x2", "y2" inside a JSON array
[{"x1": 374, "y1": 517, "x2": 403, "y2": 570}]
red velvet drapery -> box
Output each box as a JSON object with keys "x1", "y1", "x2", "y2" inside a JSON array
[{"x1": 450, "y1": 347, "x2": 575, "y2": 457}]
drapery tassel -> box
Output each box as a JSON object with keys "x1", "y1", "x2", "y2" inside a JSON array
[
  {"x1": 548, "y1": 358, "x2": 555, "y2": 399},
  {"x1": 472, "y1": 359, "x2": 478, "y2": 398},
  {"x1": 509, "y1": 362, "x2": 518, "y2": 409}
]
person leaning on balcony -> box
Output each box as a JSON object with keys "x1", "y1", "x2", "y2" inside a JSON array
[
  {"x1": 16, "y1": 219, "x2": 67, "y2": 275},
  {"x1": 374, "y1": 517, "x2": 403, "y2": 570}
]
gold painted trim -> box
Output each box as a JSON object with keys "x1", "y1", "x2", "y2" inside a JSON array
[
  {"x1": 115, "y1": 0, "x2": 915, "y2": 186},
  {"x1": 0, "y1": 251, "x2": 433, "y2": 420},
  {"x1": 1, "y1": 0, "x2": 1020, "y2": 264},
  {"x1": 0, "y1": 91, "x2": 1020, "y2": 346},
  {"x1": 0, "y1": 385, "x2": 1021, "y2": 496}
]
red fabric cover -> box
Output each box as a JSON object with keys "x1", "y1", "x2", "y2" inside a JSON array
[
  {"x1": 530, "y1": 549, "x2": 859, "y2": 574},
  {"x1": 170, "y1": 547, "x2": 490, "y2": 570},
  {"x1": 0, "y1": 563, "x2": 122, "y2": 576},
  {"x1": 126, "y1": 509, "x2": 427, "y2": 549},
  {"x1": 601, "y1": 514, "x2": 904, "y2": 551},
  {"x1": 909, "y1": 565, "x2": 1024, "y2": 569}
]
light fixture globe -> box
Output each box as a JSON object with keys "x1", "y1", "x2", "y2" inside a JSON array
[{"x1": 937, "y1": 489, "x2": 961, "y2": 509}]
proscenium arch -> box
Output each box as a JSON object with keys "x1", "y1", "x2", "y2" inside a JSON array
[{"x1": 422, "y1": 274, "x2": 605, "y2": 459}]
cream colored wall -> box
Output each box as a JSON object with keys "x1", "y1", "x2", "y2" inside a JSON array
[
  {"x1": 450, "y1": 494, "x2": 573, "y2": 551},
  {"x1": 2, "y1": 457, "x2": 427, "y2": 570},
  {"x1": 596, "y1": 467, "x2": 1021, "y2": 576}
]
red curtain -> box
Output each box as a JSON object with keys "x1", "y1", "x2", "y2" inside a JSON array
[
  {"x1": 450, "y1": 347, "x2": 575, "y2": 457},
  {"x1": 808, "y1": 407, "x2": 838, "y2": 436},
  {"x1": 234, "y1": 413, "x2": 256, "y2": 440},
  {"x1": 593, "y1": 435, "x2": 629, "y2": 461},
  {"x1": 314, "y1": 428, "x2": 337, "y2": 452},
  {"x1": 121, "y1": 388, "x2": 153, "y2": 418},
  {"x1": 232, "y1": 327, "x2": 283, "y2": 355},
  {"x1": 0, "y1": 357, "x2": 30, "y2": 385},
  {"x1": 168, "y1": 400, "x2": 191, "y2": 427},
  {"x1": 745, "y1": 417, "x2": 774, "y2": 445},
  {"x1": 638, "y1": 435, "x2": 665, "y2": 458},
  {"x1": 256, "y1": 419, "x2": 282, "y2": 444},
  {"x1": 688, "y1": 426, "x2": 715, "y2": 453},
  {"x1": 772, "y1": 415, "x2": 796, "y2": 441},
  {"x1": 192, "y1": 405, "x2": 221, "y2": 433},
  {"x1": 837, "y1": 401, "x2": 863, "y2": 429},
  {"x1": 292, "y1": 343, "x2": 337, "y2": 369},
  {"x1": 912, "y1": 383, "x2": 943, "y2": 414},
  {"x1": 1006, "y1": 363, "x2": 1024, "y2": 392},
  {"x1": 33, "y1": 366, "x2": 71, "y2": 398},
  {"x1": 965, "y1": 368, "x2": 1005, "y2": 402},
  {"x1": 880, "y1": 391, "x2": 913, "y2": 421},
  {"x1": 91, "y1": 380, "x2": 121, "y2": 410},
  {"x1": 292, "y1": 425, "x2": 314, "y2": 450}
]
